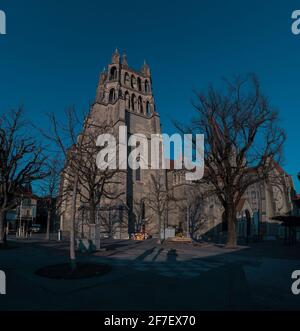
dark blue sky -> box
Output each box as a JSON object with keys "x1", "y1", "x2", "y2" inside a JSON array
[{"x1": 0, "y1": 0, "x2": 300, "y2": 190}]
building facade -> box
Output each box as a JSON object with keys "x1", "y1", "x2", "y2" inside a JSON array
[
  {"x1": 60, "y1": 50, "x2": 164, "y2": 242},
  {"x1": 6, "y1": 184, "x2": 38, "y2": 234},
  {"x1": 166, "y1": 162, "x2": 295, "y2": 242}
]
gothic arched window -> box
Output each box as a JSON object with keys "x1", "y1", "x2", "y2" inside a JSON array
[
  {"x1": 137, "y1": 77, "x2": 142, "y2": 92},
  {"x1": 109, "y1": 89, "x2": 115, "y2": 103},
  {"x1": 145, "y1": 80, "x2": 150, "y2": 93},
  {"x1": 124, "y1": 72, "x2": 130, "y2": 85},
  {"x1": 138, "y1": 97, "x2": 143, "y2": 114},
  {"x1": 131, "y1": 75, "x2": 137, "y2": 89},
  {"x1": 110, "y1": 66, "x2": 118, "y2": 81},
  {"x1": 125, "y1": 91, "x2": 130, "y2": 109},
  {"x1": 136, "y1": 158, "x2": 141, "y2": 182},
  {"x1": 146, "y1": 101, "x2": 151, "y2": 116},
  {"x1": 131, "y1": 94, "x2": 136, "y2": 111}
]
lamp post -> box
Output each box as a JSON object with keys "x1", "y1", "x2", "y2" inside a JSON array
[{"x1": 17, "y1": 194, "x2": 24, "y2": 238}]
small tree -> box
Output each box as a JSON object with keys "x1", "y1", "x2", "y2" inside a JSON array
[
  {"x1": 0, "y1": 108, "x2": 48, "y2": 246},
  {"x1": 146, "y1": 173, "x2": 170, "y2": 244},
  {"x1": 176, "y1": 184, "x2": 206, "y2": 239},
  {"x1": 133, "y1": 198, "x2": 150, "y2": 233},
  {"x1": 44, "y1": 107, "x2": 86, "y2": 269},
  {"x1": 178, "y1": 75, "x2": 285, "y2": 247},
  {"x1": 40, "y1": 156, "x2": 62, "y2": 240}
]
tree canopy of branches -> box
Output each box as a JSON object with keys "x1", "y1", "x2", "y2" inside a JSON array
[
  {"x1": 75, "y1": 118, "x2": 124, "y2": 229},
  {"x1": 179, "y1": 75, "x2": 286, "y2": 247},
  {"x1": 0, "y1": 108, "x2": 48, "y2": 246}
]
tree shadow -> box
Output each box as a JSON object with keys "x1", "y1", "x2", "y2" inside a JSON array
[{"x1": 166, "y1": 249, "x2": 178, "y2": 262}]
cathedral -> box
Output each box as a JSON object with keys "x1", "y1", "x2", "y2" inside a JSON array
[
  {"x1": 60, "y1": 50, "x2": 296, "y2": 245},
  {"x1": 60, "y1": 50, "x2": 163, "y2": 244}
]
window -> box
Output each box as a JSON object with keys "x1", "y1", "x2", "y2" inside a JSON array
[
  {"x1": 145, "y1": 80, "x2": 150, "y2": 93},
  {"x1": 23, "y1": 199, "x2": 31, "y2": 206},
  {"x1": 137, "y1": 77, "x2": 142, "y2": 92},
  {"x1": 131, "y1": 94, "x2": 136, "y2": 111},
  {"x1": 109, "y1": 66, "x2": 118, "y2": 81},
  {"x1": 138, "y1": 97, "x2": 143, "y2": 113},
  {"x1": 109, "y1": 89, "x2": 115, "y2": 103},
  {"x1": 124, "y1": 72, "x2": 130, "y2": 85},
  {"x1": 131, "y1": 75, "x2": 137, "y2": 89},
  {"x1": 146, "y1": 102, "x2": 151, "y2": 116},
  {"x1": 125, "y1": 91, "x2": 130, "y2": 109},
  {"x1": 136, "y1": 158, "x2": 141, "y2": 182}
]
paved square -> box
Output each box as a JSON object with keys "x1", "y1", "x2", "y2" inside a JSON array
[{"x1": 1, "y1": 236, "x2": 300, "y2": 310}]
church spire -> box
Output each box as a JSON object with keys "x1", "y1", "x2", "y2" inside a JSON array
[
  {"x1": 111, "y1": 48, "x2": 120, "y2": 64},
  {"x1": 122, "y1": 51, "x2": 128, "y2": 68},
  {"x1": 141, "y1": 60, "x2": 151, "y2": 76}
]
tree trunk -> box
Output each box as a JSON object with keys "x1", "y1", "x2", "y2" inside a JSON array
[
  {"x1": 89, "y1": 204, "x2": 100, "y2": 250},
  {"x1": 0, "y1": 210, "x2": 6, "y2": 247},
  {"x1": 45, "y1": 208, "x2": 51, "y2": 240},
  {"x1": 226, "y1": 206, "x2": 237, "y2": 248},
  {"x1": 70, "y1": 175, "x2": 78, "y2": 271},
  {"x1": 89, "y1": 205, "x2": 96, "y2": 225},
  {"x1": 157, "y1": 214, "x2": 162, "y2": 244}
]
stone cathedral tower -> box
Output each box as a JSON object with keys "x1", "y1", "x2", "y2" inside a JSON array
[{"x1": 80, "y1": 50, "x2": 162, "y2": 239}]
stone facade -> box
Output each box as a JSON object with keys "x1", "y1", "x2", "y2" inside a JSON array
[
  {"x1": 60, "y1": 50, "x2": 163, "y2": 240},
  {"x1": 166, "y1": 163, "x2": 295, "y2": 241}
]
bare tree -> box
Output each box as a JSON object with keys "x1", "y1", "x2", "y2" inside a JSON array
[
  {"x1": 133, "y1": 198, "x2": 150, "y2": 233},
  {"x1": 146, "y1": 173, "x2": 170, "y2": 244},
  {"x1": 0, "y1": 108, "x2": 48, "y2": 246},
  {"x1": 75, "y1": 119, "x2": 124, "y2": 249},
  {"x1": 44, "y1": 106, "x2": 125, "y2": 261},
  {"x1": 178, "y1": 75, "x2": 285, "y2": 247},
  {"x1": 40, "y1": 156, "x2": 62, "y2": 240},
  {"x1": 99, "y1": 206, "x2": 127, "y2": 239},
  {"x1": 44, "y1": 107, "x2": 86, "y2": 269},
  {"x1": 176, "y1": 184, "x2": 206, "y2": 239}
]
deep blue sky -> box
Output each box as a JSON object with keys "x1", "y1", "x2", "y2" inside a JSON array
[{"x1": 0, "y1": 0, "x2": 300, "y2": 191}]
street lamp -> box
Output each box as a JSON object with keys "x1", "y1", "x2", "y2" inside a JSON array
[{"x1": 17, "y1": 194, "x2": 24, "y2": 238}]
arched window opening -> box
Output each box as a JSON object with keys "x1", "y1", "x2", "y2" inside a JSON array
[
  {"x1": 131, "y1": 94, "x2": 136, "y2": 111},
  {"x1": 137, "y1": 77, "x2": 142, "y2": 92},
  {"x1": 136, "y1": 158, "x2": 141, "y2": 182},
  {"x1": 131, "y1": 75, "x2": 137, "y2": 89},
  {"x1": 145, "y1": 80, "x2": 150, "y2": 93},
  {"x1": 109, "y1": 89, "x2": 116, "y2": 103},
  {"x1": 125, "y1": 91, "x2": 130, "y2": 109},
  {"x1": 138, "y1": 97, "x2": 143, "y2": 114},
  {"x1": 124, "y1": 72, "x2": 130, "y2": 85},
  {"x1": 110, "y1": 66, "x2": 118, "y2": 81},
  {"x1": 146, "y1": 102, "x2": 151, "y2": 116}
]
